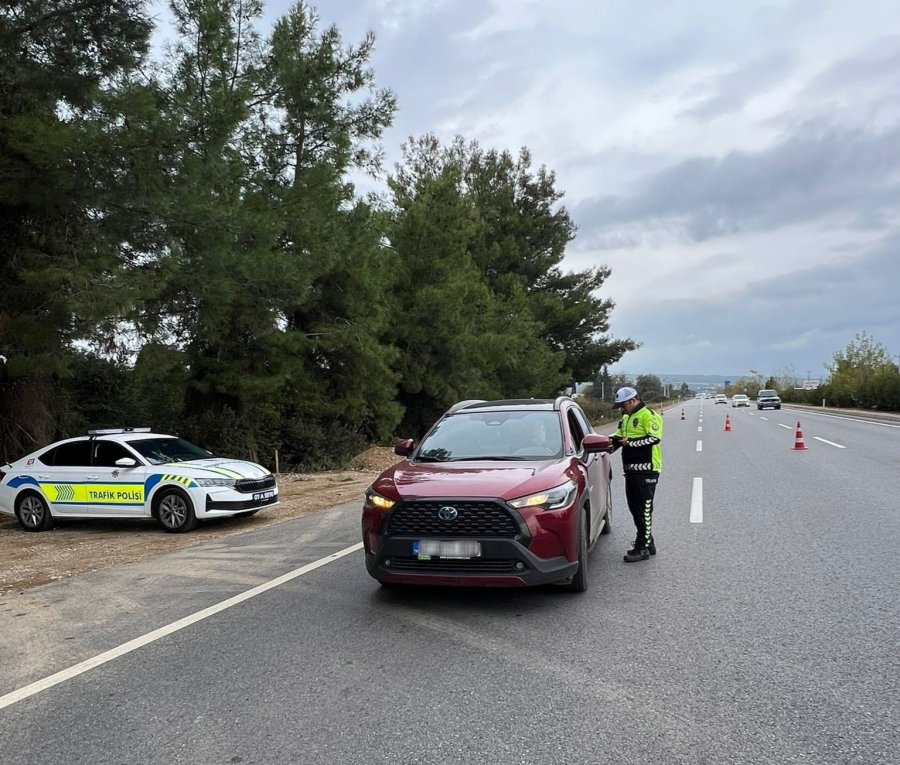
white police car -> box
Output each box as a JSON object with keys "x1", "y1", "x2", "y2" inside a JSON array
[{"x1": 0, "y1": 428, "x2": 278, "y2": 533}]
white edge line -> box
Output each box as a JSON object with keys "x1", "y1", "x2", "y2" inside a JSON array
[
  {"x1": 0, "y1": 542, "x2": 365, "y2": 711},
  {"x1": 778, "y1": 423, "x2": 792, "y2": 429},
  {"x1": 690, "y1": 477, "x2": 703, "y2": 523},
  {"x1": 813, "y1": 436, "x2": 846, "y2": 448}
]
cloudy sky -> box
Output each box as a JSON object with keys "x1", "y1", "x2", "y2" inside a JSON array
[{"x1": 240, "y1": 1, "x2": 900, "y2": 378}]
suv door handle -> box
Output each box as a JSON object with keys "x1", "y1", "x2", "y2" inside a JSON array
[
  {"x1": 38, "y1": 474, "x2": 51, "y2": 480},
  {"x1": 86, "y1": 475, "x2": 99, "y2": 480}
]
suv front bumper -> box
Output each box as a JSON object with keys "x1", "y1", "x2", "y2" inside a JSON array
[{"x1": 365, "y1": 536, "x2": 578, "y2": 587}]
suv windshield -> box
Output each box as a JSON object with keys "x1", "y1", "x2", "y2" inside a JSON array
[
  {"x1": 416, "y1": 411, "x2": 563, "y2": 461},
  {"x1": 758, "y1": 390, "x2": 778, "y2": 397},
  {"x1": 127, "y1": 437, "x2": 213, "y2": 465}
]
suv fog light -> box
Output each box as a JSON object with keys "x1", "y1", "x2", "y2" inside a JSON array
[
  {"x1": 515, "y1": 562, "x2": 525, "y2": 571},
  {"x1": 384, "y1": 559, "x2": 391, "y2": 567}
]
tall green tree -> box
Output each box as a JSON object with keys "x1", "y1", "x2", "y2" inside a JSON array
[
  {"x1": 390, "y1": 135, "x2": 636, "y2": 406},
  {"x1": 386, "y1": 162, "x2": 501, "y2": 435},
  {"x1": 456, "y1": 137, "x2": 637, "y2": 381},
  {"x1": 0, "y1": 0, "x2": 153, "y2": 455},
  {"x1": 387, "y1": 138, "x2": 570, "y2": 434},
  {"x1": 127, "y1": 1, "x2": 397, "y2": 464}
]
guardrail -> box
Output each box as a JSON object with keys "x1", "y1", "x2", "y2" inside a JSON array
[{"x1": 782, "y1": 402, "x2": 900, "y2": 425}]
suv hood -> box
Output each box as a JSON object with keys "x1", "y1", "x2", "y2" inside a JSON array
[{"x1": 376, "y1": 460, "x2": 569, "y2": 501}]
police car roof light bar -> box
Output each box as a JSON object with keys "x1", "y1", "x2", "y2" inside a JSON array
[{"x1": 87, "y1": 427, "x2": 152, "y2": 436}]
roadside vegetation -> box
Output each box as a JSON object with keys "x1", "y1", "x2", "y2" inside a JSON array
[
  {"x1": 0, "y1": 1, "x2": 637, "y2": 469},
  {"x1": 723, "y1": 333, "x2": 900, "y2": 411}
]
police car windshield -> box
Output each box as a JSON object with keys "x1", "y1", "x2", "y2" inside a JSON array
[{"x1": 127, "y1": 437, "x2": 213, "y2": 465}]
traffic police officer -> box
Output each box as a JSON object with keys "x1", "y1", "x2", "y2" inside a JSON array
[{"x1": 611, "y1": 386, "x2": 663, "y2": 562}]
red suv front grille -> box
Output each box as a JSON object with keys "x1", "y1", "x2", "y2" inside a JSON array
[{"x1": 385, "y1": 500, "x2": 520, "y2": 538}]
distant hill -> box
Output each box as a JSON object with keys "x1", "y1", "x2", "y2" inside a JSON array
[{"x1": 617, "y1": 372, "x2": 743, "y2": 391}]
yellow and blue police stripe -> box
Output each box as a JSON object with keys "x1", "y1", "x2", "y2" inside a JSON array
[{"x1": 9, "y1": 474, "x2": 198, "y2": 507}]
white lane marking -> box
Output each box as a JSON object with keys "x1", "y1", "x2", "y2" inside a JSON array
[
  {"x1": 696, "y1": 440, "x2": 702, "y2": 452},
  {"x1": 814, "y1": 436, "x2": 846, "y2": 448},
  {"x1": 698, "y1": 426, "x2": 703, "y2": 432},
  {"x1": 690, "y1": 478, "x2": 703, "y2": 523},
  {"x1": 778, "y1": 423, "x2": 792, "y2": 429},
  {"x1": 760, "y1": 417, "x2": 769, "y2": 421},
  {"x1": 784, "y1": 408, "x2": 900, "y2": 429},
  {"x1": 0, "y1": 542, "x2": 364, "y2": 711}
]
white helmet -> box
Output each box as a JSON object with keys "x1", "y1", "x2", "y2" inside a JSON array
[{"x1": 613, "y1": 386, "x2": 638, "y2": 407}]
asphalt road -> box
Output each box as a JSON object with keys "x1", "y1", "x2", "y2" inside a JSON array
[{"x1": 1, "y1": 399, "x2": 898, "y2": 764}]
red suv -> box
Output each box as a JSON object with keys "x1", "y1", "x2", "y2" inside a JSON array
[{"x1": 361, "y1": 398, "x2": 614, "y2": 591}]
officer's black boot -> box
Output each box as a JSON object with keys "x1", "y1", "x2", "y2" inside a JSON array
[
  {"x1": 631, "y1": 536, "x2": 656, "y2": 556},
  {"x1": 624, "y1": 544, "x2": 650, "y2": 563}
]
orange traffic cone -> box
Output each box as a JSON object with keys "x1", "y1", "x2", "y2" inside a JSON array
[
  {"x1": 792, "y1": 421, "x2": 808, "y2": 451},
  {"x1": 681, "y1": 409, "x2": 685, "y2": 420},
  {"x1": 724, "y1": 414, "x2": 732, "y2": 432}
]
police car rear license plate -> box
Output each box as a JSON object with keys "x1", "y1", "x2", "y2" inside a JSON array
[
  {"x1": 413, "y1": 540, "x2": 481, "y2": 560},
  {"x1": 253, "y1": 490, "x2": 275, "y2": 501}
]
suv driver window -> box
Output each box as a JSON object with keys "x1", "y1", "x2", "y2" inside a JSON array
[{"x1": 566, "y1": 409, "x2": 586, "y2": 452}]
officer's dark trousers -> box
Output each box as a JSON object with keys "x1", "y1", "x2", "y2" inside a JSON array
[{"x1": 624, "y1": 472, "x2": 659, "y2": 548}]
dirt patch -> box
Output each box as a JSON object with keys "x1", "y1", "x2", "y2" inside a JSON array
[{"x1": 0, "y1": 447, "x2": 401, "y2": 595}]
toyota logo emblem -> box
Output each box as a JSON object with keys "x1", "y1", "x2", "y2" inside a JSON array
[{"x1": 438, "y1": 506, "x2": 458, "y2": 521}]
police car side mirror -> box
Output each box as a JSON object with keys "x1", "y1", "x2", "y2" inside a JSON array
[{"x1": 115, "y1": 457, "x2": 139, "y2": 468}]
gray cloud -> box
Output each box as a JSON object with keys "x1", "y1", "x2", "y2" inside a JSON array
[
  {"x1": 610, "y1": 231, "x2": 900, "y2": 375},
  {"x1": 681, "y1": 51, "x2": 796, "y2": 120},
  {"x1": 575, "y1": 122, "x2": 900, "y2": 248}
]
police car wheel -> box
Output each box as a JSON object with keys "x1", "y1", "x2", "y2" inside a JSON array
[
  {"x1": 155, "y1": 488, "x2": 198, "y2": 533},
  {"x1": 16, "y1": 492, "x2": 53, "y2": 532}
]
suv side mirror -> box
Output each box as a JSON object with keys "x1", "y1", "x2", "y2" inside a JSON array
[
  {"x1": 393, "y1": 439, "x2": 415, "y2": 457},
  {"x1": 115, "y1": 457, "x2": 138, "y2": 468},
  {"x1": 582, "y1": 434, "x2": 613, "y2": 454}
]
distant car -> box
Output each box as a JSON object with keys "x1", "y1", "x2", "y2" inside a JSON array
[
  {"x1": 731, "y1": 394, "x2": 750, "y2": 407},
  {"x1": 756, "y1": 390, "x2": 782, "y2": 410},
  {"x1": 715, "y1": 394, "x2": 727, "y2": 404},
  {"x1": 361, "y1": 397, "x2": 614, "y2": 592},
  {"x1": 0, "y1": 428, "x2": 278, "y2": 533}
]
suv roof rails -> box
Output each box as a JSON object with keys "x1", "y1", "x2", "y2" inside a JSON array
[
  {"x1": 553, "y1": 395, "x2": 574, "y2": 410},
  {"x1": 87, "y1": 427, "x2": 152, "y2": 436},
  {"x1": 446, "y1": 399, "x2": 488, "y2": 415}
]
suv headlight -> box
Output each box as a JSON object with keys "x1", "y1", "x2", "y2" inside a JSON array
[
  {"x1": 366, "y1": 491, "x2": 395, "y2": 510},
  {"x1": 195, "y1": 478, "x2": 236, "y2": 487},
  {"x1": 509, "y1": 480, "x2": 577, "y2": 510}
]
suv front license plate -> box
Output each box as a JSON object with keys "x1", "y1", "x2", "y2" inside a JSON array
[{"x1": 413, "y1": 540, "x2": 481, "y2": 560}]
